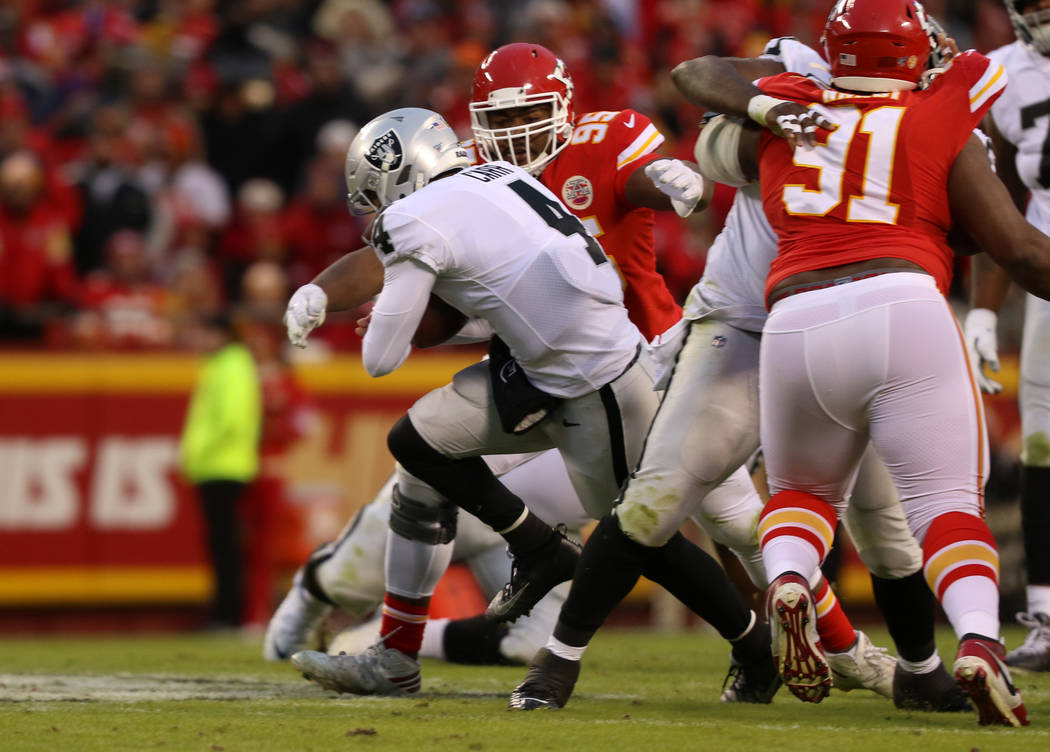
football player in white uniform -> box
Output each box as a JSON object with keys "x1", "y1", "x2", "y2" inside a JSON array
[
  {"x1": 510, "y1": 29, "x2": 971, "y2": 713},
  {"x1": 276, "y1": 43, "x2": 895, "y2": 703},
  {"x1": 265, "y1": 449, "x2": 587, "y2": 666},
  {"x1": 288, "y1": 108, "x2": 775, "y2": 697},
  {"x1": 966, "y1": 0, "x2": 1050, "y2": 671}
]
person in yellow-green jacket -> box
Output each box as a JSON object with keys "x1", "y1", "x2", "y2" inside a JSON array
[{"x1": 179, "y1": 313, "x2": 262, "y2": 629}]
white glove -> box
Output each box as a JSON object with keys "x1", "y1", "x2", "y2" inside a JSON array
[
  {"x1": 284, "y1": 283, "x2": 328, "y2": 348},
  {"x1": 747, "y1": 94, "x2": 836, "y2": 150},
  {"x1": 964, "y1": 307, "x2": 1002, "y2": 395},
  {"x1": 645, "y1": 159, "x2": 705, "y2": 217}
]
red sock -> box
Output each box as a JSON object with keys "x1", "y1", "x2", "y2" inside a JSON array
[
  {"x1": 922, "y1": 511, "x2": 999, "y2": 601},
  {"x1": 380, "y1": 593, "x2": 430, "y2": 657},
  {"x1": 758, "y1": 490, "x2": 838, "y2": 566},
  {"x1": 812, "y1": 577, "x2": 856, "y2": 653}
]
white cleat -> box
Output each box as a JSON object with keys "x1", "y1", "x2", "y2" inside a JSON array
[
  {"x1": 262, "y1": 568, "x2": 333, "y2": 661},
  {"x1": 826, "y1": 629, "x2": 895, "y2": 698},
  {"x1": 292, "y1": 643, "x2": 421, "y2": 696},
  {"x1": 1006, "y1": 611, "x2": 1050, "y2": 672},
  {"x1": 766, "y1": 572, "x2": 831, "y2": 703}
]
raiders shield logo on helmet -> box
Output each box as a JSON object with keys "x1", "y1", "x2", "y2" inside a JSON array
[{"x1": 366, "y1": 130, "x2": 404, "y2": 170}]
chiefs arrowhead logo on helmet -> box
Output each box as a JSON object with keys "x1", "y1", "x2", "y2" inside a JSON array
[{"x1": 366, "y1": 131, "x2": 404, "y2": 171}]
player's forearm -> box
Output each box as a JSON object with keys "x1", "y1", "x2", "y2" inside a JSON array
[
  {"x1": 948, "y1": 135, "x2": 1050, "y2": 299},
  {"x1": 996, "y1": 226, "x2": 1050, "y2": 302},
  {"x1": 969, "y1": 252, "x2": 1012, "y2": 314},
  {"x1": 672, "y1": 56, "x2": 762, "y2": 117},
  {"x1": 671, "y1": 56, "x2": 785, "y2": 117},
  {"x1": 312, "y1": 246, "x2": 384, "y2": 312},
  {"x1": 361, "y1": 261, "x2": 435, "y2": 377}
]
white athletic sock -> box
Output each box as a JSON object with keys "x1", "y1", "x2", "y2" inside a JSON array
[
  {"x1": 545, "y1": 636, "x2": 587, "y2": 662},
  {"x1": 1026, "y1": 584, "x2": 1050, "y2": 617},
  {"x1": 761, "y1": 536, "x2": 820, "y2": 583},
  {"x1": 418, "y1": 617, "x2": 451, "y2": 660},
  {"x1": 897, "y1": 651, "x2": 941, "y2": 675},
  {"x1": 941, "y1": 575, "x2": 1000, "y2": 639}
]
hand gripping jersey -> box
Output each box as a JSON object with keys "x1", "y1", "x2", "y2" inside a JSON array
[
  {"x1": 374, "y1": 161, "x2": 642, "y2": 398},
  {"x1": 988, "y1": 40, "x2": 1050, "y2": 235},
  {"x1": 538, "y1": 109, "x2": 679, "y2": 341},
  {"x1": 755, "y1": 50, "x2": 1006, "y2": 303}
]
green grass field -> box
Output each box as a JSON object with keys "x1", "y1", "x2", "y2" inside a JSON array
[{"x1": 1, "y1": 625, "x2": 1047, "y2": 752}]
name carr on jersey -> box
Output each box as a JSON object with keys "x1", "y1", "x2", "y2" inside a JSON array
[{"x1": 463, "y1": 164, "x2": 515, "y2": 182}]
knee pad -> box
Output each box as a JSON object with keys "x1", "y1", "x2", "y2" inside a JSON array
[{"x1": 389, "y1": 483, "x2": 458, "y2": 545}]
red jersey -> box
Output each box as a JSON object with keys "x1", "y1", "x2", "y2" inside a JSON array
[
  {"x1": 541, "y1": 110, "x2": 681, "y2": 340},
  {"x1": 0, "y1": 202, "x2": 79, "y2": 308},
  {"x1": 79, "y1": 274, "x2": 172, "y2": 348},
  {"x1": 756, "y1": 51, "x2": 1006, "y2": 303},
  {"x1": 466, "y1": 109, "x2": 681, "y2": 341}
]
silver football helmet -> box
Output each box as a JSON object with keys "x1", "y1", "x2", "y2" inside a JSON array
[
  {"x1": 1007, "y1": 0, "x2": 1050, "y2": 55},
  {"x1": 344, "y1": 107, "x2": 471, "y2": 215}
]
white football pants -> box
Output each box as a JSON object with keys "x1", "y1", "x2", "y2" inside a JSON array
[
  {"x1": 760, "y1": 273, "x2": 987, "y2": 544},
  {"x1": 617, "y1": 313, "x2": 922, "y2": 582}
]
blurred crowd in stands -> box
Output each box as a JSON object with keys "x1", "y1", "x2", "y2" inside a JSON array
[{"x1": 0, "y1": 0, "x2": 1016, "y2": 352}]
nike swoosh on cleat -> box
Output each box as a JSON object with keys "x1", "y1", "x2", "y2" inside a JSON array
[
  {"x1": 979, "y1": 643, "x2": 1019, "y2": 695},
  {"x1": 624, "y1": 114, "x2": 635, "y2": 128},
  {"x1": 562, "y1": 419, "x2": 581, "y2": 427}
]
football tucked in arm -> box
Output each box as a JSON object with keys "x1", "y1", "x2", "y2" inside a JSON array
[{"x1": 413, "y1": 294, "x2": 468, "y2": 348}]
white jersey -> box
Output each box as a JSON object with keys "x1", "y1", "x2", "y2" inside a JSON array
[
  {"x1": 374, "y1": 161, "x2": 642, "y2": 398},
  {"x1": 684, "y1": 37, "x2": 831, "y2": 331},
  {"x1": 987, "y1": 40, "x2": 1050, "y2": 234}
]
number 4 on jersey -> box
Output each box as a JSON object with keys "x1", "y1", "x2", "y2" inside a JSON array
[{"x1": 507, "y1": 179, "x2": 608, "y2": 265}]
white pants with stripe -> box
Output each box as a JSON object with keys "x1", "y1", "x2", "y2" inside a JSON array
[
  {"x1": 760, "y1": 272, "x2": 988, "y2": 545},
  {"x1": 616, "y1": 314, "x2": 921, "y2": 582}
]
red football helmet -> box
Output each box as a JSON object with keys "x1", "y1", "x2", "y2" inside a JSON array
[
  {"x1": 469, "y1": 43, "x2": 574, "y2": 175},
  {"x1": 822, "y1": 0, "x2": 933, "y2": 92}
]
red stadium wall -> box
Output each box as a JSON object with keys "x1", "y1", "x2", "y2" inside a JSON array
[
  {"x1": 0, "y1": 351, "x2": 479, "y2": 611},
  {"x1": 0, "y1": 350, "x2": 1024, "y2": 629}
]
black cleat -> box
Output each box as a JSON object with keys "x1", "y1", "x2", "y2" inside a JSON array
[
  {"x1": 721, "y1": 622, "x2": 782, "y2": 703},
  {"x1": 508, "y1": 648, "x2": 580, "y2": 710},
  {"x1": 486, "y1": 526, "x2": 581, "y2": 623},
  {"x1": 893, "y1": 662, "x2": 972, "y2": 712}
]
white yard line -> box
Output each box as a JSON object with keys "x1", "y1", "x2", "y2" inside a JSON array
[{"x1": 0, "y1": 673, "x2": 323, "y2": 702}]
